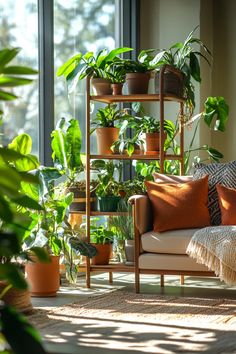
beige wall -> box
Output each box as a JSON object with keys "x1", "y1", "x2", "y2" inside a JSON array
[
  {"x1": 140, "y1": 0, "x2": 235, "y2": 162},
  {"x1": 211, "y1": 0, "x2": 236, "y2": 161}
]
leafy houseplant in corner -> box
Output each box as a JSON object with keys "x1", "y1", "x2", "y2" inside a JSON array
[
  {"x1": 140, "y1": 26, "x2": 212, "y2": 119},
  {"x1": 90, "y1": 224, "x2": 114, "y2": 265},
  {"x1": 57, "y1": 47, "x2": 132, "y2": 95}
]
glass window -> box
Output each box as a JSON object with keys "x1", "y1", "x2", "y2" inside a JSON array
[
  {"x1": 0, "y1": 1, "x2": 39, "y2": 154},
  {"x1": 54, "y1": 0, "x2": 116, "y2": 153}
]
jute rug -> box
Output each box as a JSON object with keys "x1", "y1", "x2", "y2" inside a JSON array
[{"x1": 28, "y1": 290, "x2": 236, "y2": 354}]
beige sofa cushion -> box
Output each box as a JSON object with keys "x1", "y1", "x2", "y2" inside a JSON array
[
  {"x1": 139, "y1": 253, "x2": 210, "y2": 271},
  {"x1": 141, "y1": 228, "x2": 199, "y2": 255}
]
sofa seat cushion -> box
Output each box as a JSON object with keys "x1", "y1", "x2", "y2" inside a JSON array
[
  {"x1": 139, "y1": 253, "x2": 210, "y2": 272},
  {"x1": 141, "y1": 228, "x2": 199, "y2": 255}
]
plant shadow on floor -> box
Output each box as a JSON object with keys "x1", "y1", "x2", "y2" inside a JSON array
[{"x1": 27, "y1": 290, "x2": 236, "y2": 354}]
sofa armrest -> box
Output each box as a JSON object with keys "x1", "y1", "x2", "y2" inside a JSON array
[{"x1": 129, "y1": 194, "x2": 153, "y2": 235}]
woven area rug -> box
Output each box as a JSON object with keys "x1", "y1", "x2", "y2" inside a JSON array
[{"x1": 28, "y1": 290, "x2": 236, "y2": 354}]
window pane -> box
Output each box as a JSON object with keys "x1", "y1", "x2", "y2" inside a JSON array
[
  {"x1": 54, "y1": 0, "x2": 116, "y2": 152},
  {"x1": 0, "y1": 1, "x2": 39, "y2": 154}
]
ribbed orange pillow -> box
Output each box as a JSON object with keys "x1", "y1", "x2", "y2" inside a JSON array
[
  {"x1": 216, "y1": 184, "x2": 236, "y2": 225},
  {"x1": 145, "y1": 175, "x2": 210, "y2": 232}
]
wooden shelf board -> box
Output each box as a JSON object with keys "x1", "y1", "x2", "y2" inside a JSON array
[
  {"x1": 69, "y1": 211, "x2": 129, "y2": 216},
  {"x1": 79, "y1": 263, "x2": 135, "y2": 272},
  {"x1": 90, "y1": 94, "x2": 185, "y2": 104},
  {"x1": 90, "y1": 154, "x2": 184, "y2": 160}
]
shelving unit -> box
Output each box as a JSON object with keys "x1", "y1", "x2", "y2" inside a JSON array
[{"x1": 84, "y1": 66, "x2": 185, "y2": 288}]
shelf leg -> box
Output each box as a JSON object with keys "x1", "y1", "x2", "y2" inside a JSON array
[
  {"x1": 109, "y1": 271, "x2": 113, "y2": 284},
  {"x1": 160, "y1": 274, "x2": 164, "y2": 287},
  {"x1": 180, "y1": 275, "x2": 184, "y2": 285}
]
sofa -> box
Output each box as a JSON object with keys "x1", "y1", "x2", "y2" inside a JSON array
[{"x1": 130, "y1": 161, "x2": 236, "y2": 293}]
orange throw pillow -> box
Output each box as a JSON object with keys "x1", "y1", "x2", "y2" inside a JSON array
[
  {"x1": 145, "y1": 175, "x2": 210, "y2": 232},
  {"x1": 216, "y1": 184, "x2": 236, "y2": 225}
]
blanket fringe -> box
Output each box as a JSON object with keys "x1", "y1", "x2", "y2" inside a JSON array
[{"x1": 187, "y1": 241, "x2": 236, "y2": 286}]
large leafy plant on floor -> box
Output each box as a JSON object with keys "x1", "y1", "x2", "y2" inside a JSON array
[{"x1": 0, "y1": 47, "x2": 47, "y2": 354}]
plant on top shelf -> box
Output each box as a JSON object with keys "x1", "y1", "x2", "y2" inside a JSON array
[
  {"x1": 57, "y1": 47, "x2": 133, "y2": 95},
  {"x1": 91, "y1": 103, "x2": 131, "y2": 155},
  {"x1": 139, "y1": 26, "x2": 212, "y2": 119}
]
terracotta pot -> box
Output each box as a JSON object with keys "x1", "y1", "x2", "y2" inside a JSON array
[
  {"x1": 69, "y1": 187, "x2": 97, "y2": 212},
  {"x1": 91, "y1": 243, "x2": 112, "y2": 265},
  {"x1": 96, "y1": 127, "x2": 119, "y2": 155},
  {"x1": 25, "y1": 255, "x2": 60, "y2": 297},
  {"x1": 143, "y1": 132, "x2": 167, "y2": 153},
  {"x1": 111, "y1": 83, "x2": 123, "y2": 95},
  {"x1": 155, "y1": 71, "x2": 184, "y2": 97},
  {"x1": 0, "y1": 281, "x2": 32, "y2": 313},
  {"x1": 126, "y1": 72, "x2": 150, "y2": 94},
  {"x1": 91, "y1": 78, "x2": 112, "y2": 95}
]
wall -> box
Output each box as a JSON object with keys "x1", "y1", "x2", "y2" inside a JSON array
[
  {"x1": 140, "y1": 0, "x2": 235, "y2": 163},
  {"x1": 211, "y1": 0, "x2": 236, "y2": 161}
]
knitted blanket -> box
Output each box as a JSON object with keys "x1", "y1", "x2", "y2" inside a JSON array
[{"x1": 187, "y1": 226, "x2": 236, "y2": 286}]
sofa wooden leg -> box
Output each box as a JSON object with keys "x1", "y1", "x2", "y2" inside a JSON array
[
  {"x1": 160, "y1": 274, "x2": 164, "y2": 287},
  {"x1": 180, "y1": 275, "x2": 184, "y2": 285},
  {"x1": 135, "y1": 271, "x2": 140, "y2": 293}
]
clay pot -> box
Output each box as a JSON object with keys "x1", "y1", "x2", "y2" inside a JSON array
[
  {"x1": 91, "y1": 243, "x2": 112, "y2": 265},
  {"x1": 125, "y1": 240, "x2": 135, "y2": 265},
  {"x1": 143, "y1": 132, "x2": 167, "y2": 153},
  {"x1": 155, "y1": 71, "x2": 184, "y2": 97},
  {"x1": 91, "y1": 78, "x2": 112, "y2": 95},
  {"x1": 126, "y1": 72, "x2": 150, "y2": 94},
  {"x1": 111, "y1": 83, "x2": 123, "y2": 95},
  {"x1": 96, "y1": 127, "x2": 119, "y2": 155},
  {"x1": 25, "y1": 255, "x2": 60, "y2": 297}
]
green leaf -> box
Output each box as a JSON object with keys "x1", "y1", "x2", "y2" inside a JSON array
[
  {"x1": 66, "y1": 119, "x2": 83, "y2": 170},
  {"x1": 0, "y1": 76, "x2": 33, "y2": 87},
  {"x1": 203, "y1": 96, "x2": 229, "y2": 132},
  {"x1": 12, "y1": 195, "x2": 43, "y2": 210},
  {"x1": 0, "y1": 90, "x2": 18, "y2": 101},
  {"x1": 189, "y1": 52, "x2": 201, "y2": 82},
  {"x1": 0, "y1": 196, "x2": 13, "y2": 223},
  {"x1": 1, "y1": 66, "x2": 38, "y2": 75},
  {"x1": 0, "y1": 305, "x2": 47, "y2": 354},
  {"x1": 0, "y1": 232, "x2": 21, "y2": 257},
  {"x1": 0, "y1": 48, "x2": 20, "y2": 70},
  {"x1": 8, "y1": 133, "x2": 32, "y2": 155},
  {"x1": 56, "y1": 53, "x2": 82, "y2": 76},
  {"x1": 30, "y1": 247, "x2": 51, "y2": 262},
  {"x1": 0, "y1": 264, "x2": 27, "y2": 289}
]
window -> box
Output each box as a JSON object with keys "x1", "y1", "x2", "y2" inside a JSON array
[{"x1": 0, "y1": 0, "x2": 39, "y2": 154}]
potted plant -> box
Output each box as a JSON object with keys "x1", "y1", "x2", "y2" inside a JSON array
[
  {"x1": 24, "y1": 166, "x2": 97, "y2": 294},
  {"x1": 107, "y1": 57, "x2": 127, "y2": 95},
  {"x1": 69, "y1": 179, "x2": 98, "y2": 212},
  {"x1": 90, "y1": 224, "x2": 114, "y2": 265},
  {"x1": 139, "y1": 26, "x2": 212, "y2": 119},
  {"x1": 57, "y1": 47, "x2": 132, "y2": 95},
  {"x1": 131, "y1": 102, "x2": 175, "y2": 153},
  {"x1": 120, "y1": 52, "x2": 154, "y2": 94},
  {"x1": 91, "y1": 103, "x2": 130, "y2": 155},
  {"x1": 91, "y1": 160, "x2": 122, "y2": 211}
]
